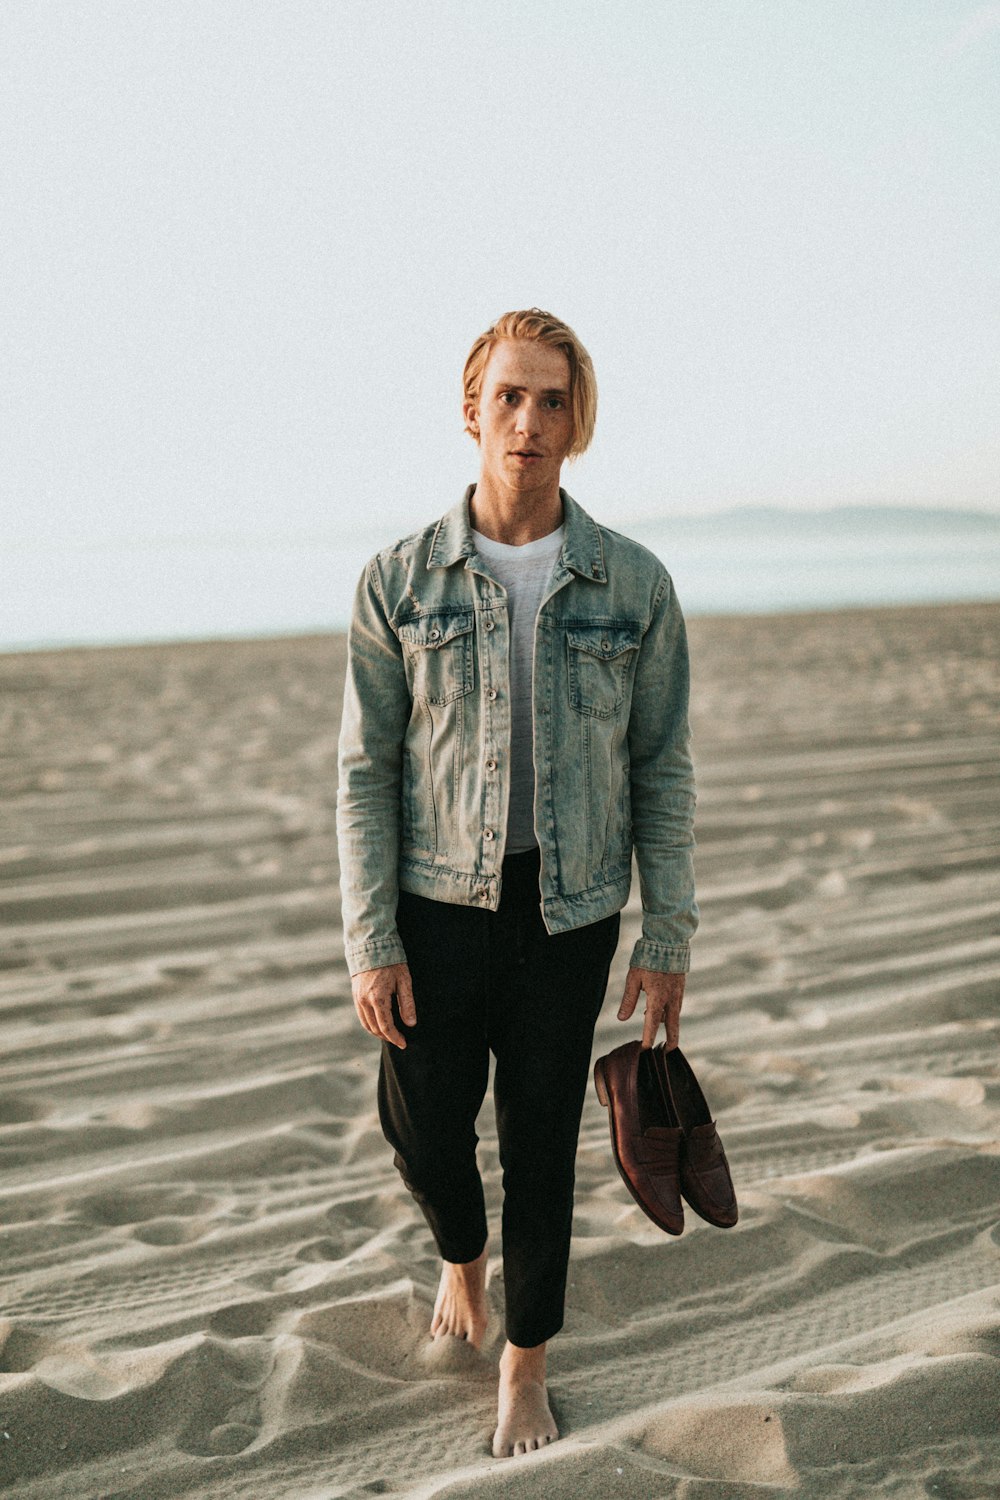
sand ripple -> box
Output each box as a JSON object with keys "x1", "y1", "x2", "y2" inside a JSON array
[{"x1": 1, "y1": 604, "x2": 999, "y2": 1497}]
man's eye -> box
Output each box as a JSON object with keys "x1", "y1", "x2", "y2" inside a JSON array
[
  {"x1": 500, "y1": 392, "x2": 517, "y2": 404},
  {"x1": 545, "y1": 398, "x2": 564, "y2": 409}
]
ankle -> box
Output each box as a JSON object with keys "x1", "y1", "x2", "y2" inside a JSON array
[
  {"x1": 500, "y1": 1339, "x2": 547, "y2": 1382},
  {"x1": 443, "y1": 1243, "x2": 488, "y2": 1281}
]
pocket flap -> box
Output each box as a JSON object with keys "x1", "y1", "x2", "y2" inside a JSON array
[
  {"x1": 398, "y1": 612, "x2": 474, "y2": 649},
  {"x1": 566, "y1": 624, "x2": 641, "y2": 660}
]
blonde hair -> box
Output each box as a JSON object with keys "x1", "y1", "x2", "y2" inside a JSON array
[{"x1": 462, "y1": 308, "x2": 597, "y2": 459}]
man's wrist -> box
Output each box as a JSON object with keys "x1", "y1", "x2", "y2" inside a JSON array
[
  {"x1": 345, "y1": 934, "x2": 407, "y2": 978},
  {"x1": 628, "y1": 938, "x2": 690, "y2": 975}
]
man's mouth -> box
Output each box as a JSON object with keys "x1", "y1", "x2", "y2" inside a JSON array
[{"x1": 511, "y1": 450, "x2": 543, "y2": 458}]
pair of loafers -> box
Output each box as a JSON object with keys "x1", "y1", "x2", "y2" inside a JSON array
[{"x1": 593, "y1": 1040, "x2": 738, "y2": 1235}]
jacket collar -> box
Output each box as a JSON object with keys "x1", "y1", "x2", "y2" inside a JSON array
[{"x1": 427, "y1": 483, "x2": 608, "y2": 583}]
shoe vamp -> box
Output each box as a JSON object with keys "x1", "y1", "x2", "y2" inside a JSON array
[{"x1": 632, "y1": 1127, "x2": 683, "y2": 1168}]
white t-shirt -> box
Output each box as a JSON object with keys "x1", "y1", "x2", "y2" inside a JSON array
[{"x1": 472, "y1": 524, "x2": 565, "y2": 853}]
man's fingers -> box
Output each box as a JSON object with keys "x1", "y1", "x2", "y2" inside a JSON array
[
  {"x1": 355, "y1": 991, "x2": 406, "y2": 1049},
  {"x1": 396, "y1": 968, "x2": 417, "y2": 1027},
  {"x1": 641, "y1": 1004, "x2": 661, "y2": 1051},
  {"x1": 665, "y1": 984, "x2": 684, "y2": 1050},
  {"x1": 367, "y1": 997, "x2": 407, "y2": 1049},
  {"x1": 375, "y1": 993, "x2": 408, "y2": 1048},
  {"x1": 620, "y1": 969, "x2": 686, "y2": 1049},
  {"x1": 351, "y1": 965, "x2": 415, "y2": 1049},
  {"x1": 617, "y1": 972, "x2": 640, "y2": 1020}
]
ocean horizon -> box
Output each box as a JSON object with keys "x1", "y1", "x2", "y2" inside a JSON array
[{"x1": 4, "y1": 504, "x2": 999, "y2": 654}]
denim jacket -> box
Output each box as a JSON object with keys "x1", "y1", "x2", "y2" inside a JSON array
[{"x1": 336, "y1": 485, "x2": 698, "y2": 978}]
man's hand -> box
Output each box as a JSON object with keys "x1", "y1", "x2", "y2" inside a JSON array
[
  {"x1": 617, "y1": 967, "x2": 685, "y2": 1050},
  {"x1": 351, "y1": 963, "x2": 416, "y2": 1049}
]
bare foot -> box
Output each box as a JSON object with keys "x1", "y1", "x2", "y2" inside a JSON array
[
  {"x1": 429, "y1": 1244, "x2": 489, "y2": 1348},
  {"x1": 492, "y1": 1340, "x2": 559, "y2": 1458}
]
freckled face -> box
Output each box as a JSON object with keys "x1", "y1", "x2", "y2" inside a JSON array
[{"x1": 464, "y1": 339, "x2": 574, "y2": 494}]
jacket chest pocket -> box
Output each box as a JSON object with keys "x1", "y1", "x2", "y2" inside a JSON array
[
  {"x1": 566, "y1": 624, "x2": 641, "y2": 718},
  {"x1": 399, "y1": 612, "x2": 476, "y2": 705}
]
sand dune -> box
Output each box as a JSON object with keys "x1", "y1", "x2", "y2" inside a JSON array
[{"x1": 2, "y1": 601, "x2": 999, "y2": 1498}]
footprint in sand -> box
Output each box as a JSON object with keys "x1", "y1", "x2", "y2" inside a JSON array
[
  {"x1": 174, "y1": 1342, "x2": 269, "y2": 1457},
  {"x1": 85, "y1": 997, "x2": 137, "y2": 1017},
  {"x1": 132, "y1": 1215, "x2": 214, "y2": 1246},
  {"x1": 414, "y1": 1335, "x2": 494, "y2": 1377},
  {"x1": 209, "y1": 1301, "x2": 282, "y2": 1339},
  {"x1": 159, "y1": 962, "x2": 208, "y2": 981},
  {"x1": 0, "y1": 1095, "x2": 47, "y2": 1125},
  {"x1": 295, "y1": 1237, "x2": 341, "y2": 1263},
  {"x1": 73, "y1": 1187, "x2": 218, "y2": 1229},
  {"x1": 0, "y1": 1323, "x2": 73, "y2": 1374},
  {"x1": 203, "y1": 1421, "x2": 259, "y2": 1454}
]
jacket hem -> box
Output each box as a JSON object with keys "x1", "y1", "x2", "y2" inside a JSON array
[
  {"x1": 345, "y1": 935, "x2": 408, "y2": 978},
  {"x1": 398, "y1": 857, "x2": 633, "y2": 934},
  {"x1": 628, "y1": 938, "x2": 691, "y2": 974}
]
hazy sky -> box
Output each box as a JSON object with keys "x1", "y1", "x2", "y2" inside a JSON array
[{"x1": 5, "y1": 0, "x2": 998, "y2": 548}]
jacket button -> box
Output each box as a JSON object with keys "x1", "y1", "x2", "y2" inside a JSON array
[
  {"x1": 476, "y1": 887, "x2": 489, "y2": 900},
  {"x1": 483, "y1": 828, "x2": 494, "y2": 841},
  {"x1": 601, "y1": 639, "x2": 610, "y2": 650},
  {"x1": 429, "y1": 627, "x2": 440, "y2": 640},
  {"x1": 487, "y1": 688, "x2": 497, "y2": 700},
  {"x1": 485, "y1": 619, "x2": 495, "y2": 631},
  {"x1": 486, "y1": 758, "x2": 497, "y2": 771},
  {"x1": 591, "y1": 563, "x2": 600, "y2": 576}
]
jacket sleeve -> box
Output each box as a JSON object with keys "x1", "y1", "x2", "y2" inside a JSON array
[
  {"x1": 336, "y1": 558, "x2": 412, "y2": 976},
  {"x1": 626, "y1": 570, "x2": 699, "y2": 973}
]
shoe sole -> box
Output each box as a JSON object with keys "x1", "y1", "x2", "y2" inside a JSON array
[{"x1": 593, "y1": 1056, "x2": 683, "y2": 1236}]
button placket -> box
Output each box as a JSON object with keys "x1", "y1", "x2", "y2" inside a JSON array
[{"x1": 479, "y1": 590, "x2": 507, "y2": 888}]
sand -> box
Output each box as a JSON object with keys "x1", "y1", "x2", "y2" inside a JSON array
[{"x1": 1, "y1": 600, "x2": 998, "y2": 1499}]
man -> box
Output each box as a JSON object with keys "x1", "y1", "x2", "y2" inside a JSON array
[{"x1": 336, "y1": 309, "x2": 697, "y2": 1458}]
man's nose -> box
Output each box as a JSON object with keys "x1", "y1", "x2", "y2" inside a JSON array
[{"x1": 514, "y1": 400, "x2": 542, "y2": 436}]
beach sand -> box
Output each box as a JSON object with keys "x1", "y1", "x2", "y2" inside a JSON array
[{"x1": 2, "y1": 601, "x2": 999, "y2": 1499}]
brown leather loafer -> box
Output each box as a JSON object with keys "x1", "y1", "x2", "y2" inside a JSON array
[
  {"x1": 594, "y1": 1039, "x2": 684, "y2": 1235},
  {"x1": 654, "y1": 1044, "x2": 738, "y2": 1229}
]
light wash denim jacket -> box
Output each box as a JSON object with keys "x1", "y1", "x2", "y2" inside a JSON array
[{"x1": 336, "y1": 485, "x2": 698, "y2": 978}]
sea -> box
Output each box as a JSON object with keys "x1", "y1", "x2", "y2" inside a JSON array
[{"x1": 3, "y1": 506, "x2": 998, "y2": 653}]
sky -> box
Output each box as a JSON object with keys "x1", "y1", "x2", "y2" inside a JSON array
[{"x1": 4, "y1": 0, "x2": 998, "y2": 554}]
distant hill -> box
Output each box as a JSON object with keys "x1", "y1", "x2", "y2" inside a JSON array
[{"x1": 630, "y1": 504, "x2": 1000, "y2": 535}]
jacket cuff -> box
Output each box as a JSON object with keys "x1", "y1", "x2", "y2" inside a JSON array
[
  {"x1": 628, "y1": 938, "x2": 691, "y2": 975},
  {"x1": 345, "y1": 934, "x2": 408, "y2": 978}
]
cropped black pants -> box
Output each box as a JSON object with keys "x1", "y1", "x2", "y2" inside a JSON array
[{"x1": 377, "y1": 846, "x2": 620, "y2": 1349}]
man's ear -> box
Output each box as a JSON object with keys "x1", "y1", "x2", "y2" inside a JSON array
[{"x1": 462, "y1": 400, "x2": 480, "y2": 440}]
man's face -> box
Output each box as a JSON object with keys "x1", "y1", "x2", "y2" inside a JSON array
[{"x1": 465, "y1": 338, "x2": 574, "y2": 496}]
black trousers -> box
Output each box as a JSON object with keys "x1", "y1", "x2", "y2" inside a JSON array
[{"x1": 377, "y1": 846, "x2": 620, "y2": 1348}]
